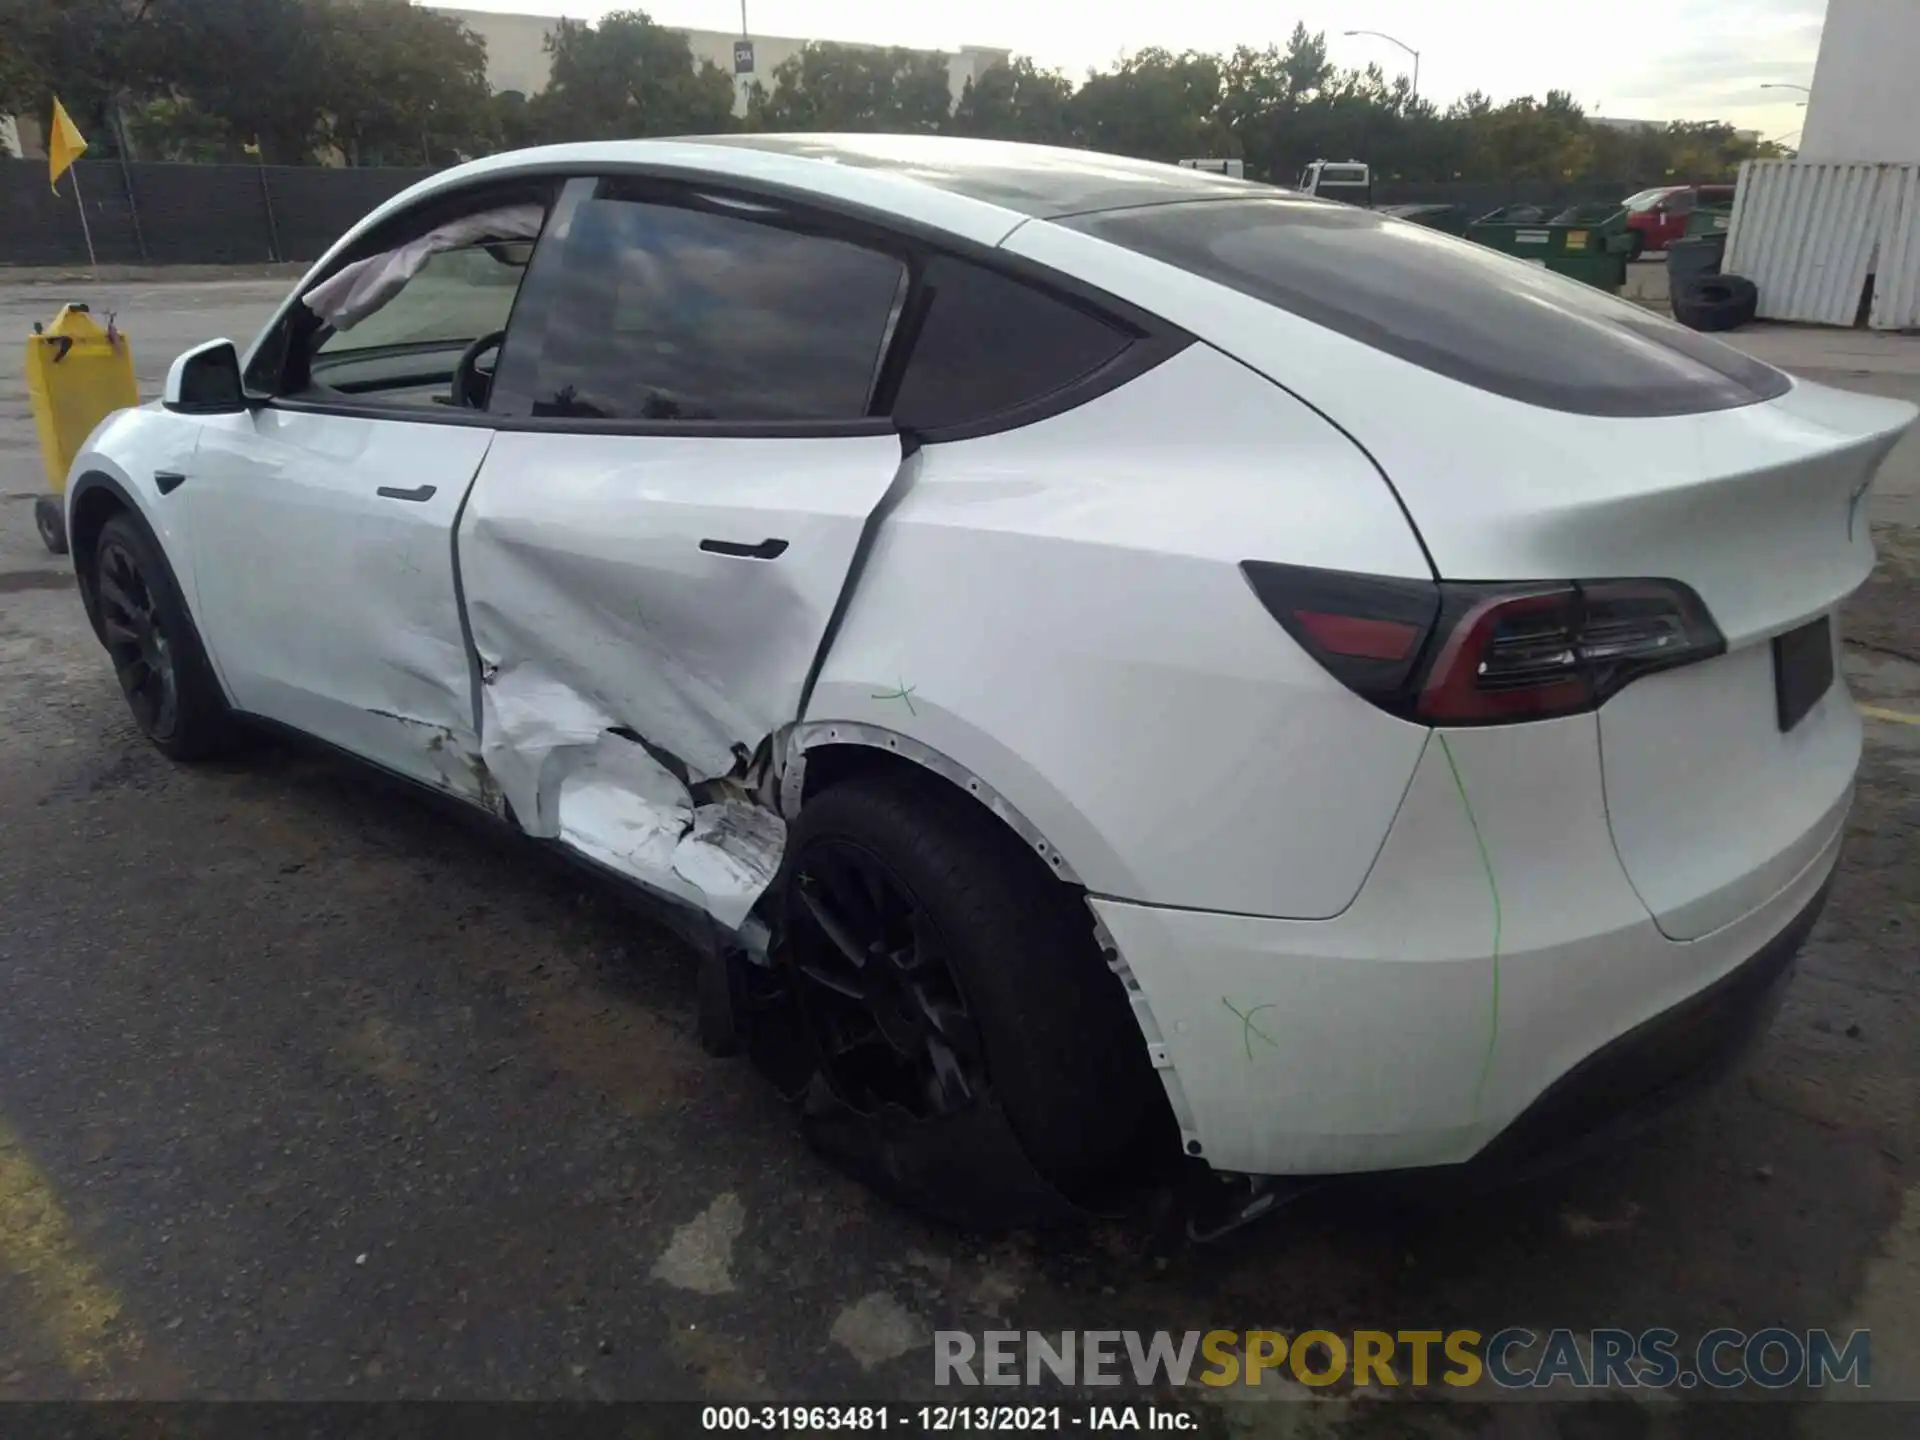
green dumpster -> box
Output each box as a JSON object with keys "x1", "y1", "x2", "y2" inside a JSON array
[
  {"x1": 1377, "y1": 202, "x2": 1469, "y2": 237},
  {"x1": 1465, "y1": 204, "x2": 1634, "y2": 292}
]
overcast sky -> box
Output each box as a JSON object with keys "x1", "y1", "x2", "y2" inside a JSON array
[{"x1": 439, "y1": 0, "x2": 1827, "y2": 143}]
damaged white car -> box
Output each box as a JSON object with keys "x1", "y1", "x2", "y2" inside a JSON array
[{"x1": 67, "y1": 136, "x2": 1915, "y2": 1233}]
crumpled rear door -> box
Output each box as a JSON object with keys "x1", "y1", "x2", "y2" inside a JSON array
[{"x1": 456, "y1": 429, "x2": 909, "y2": 927}]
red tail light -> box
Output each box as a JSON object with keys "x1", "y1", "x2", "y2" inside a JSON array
[{"x1": 1241, "y1": 563, "x2": 1725, "y2": 725}]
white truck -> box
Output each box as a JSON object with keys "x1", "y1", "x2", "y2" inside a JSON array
[
  {"x1": 1177, "y1": 158, "x2": 1374, "y2": 204},
  {"x1": 1297, "y1": 160, "x2": 1373, "y2": 204},
  {"x1": 1177, "y1": 157, "x2": 1246, "y2": 179}
]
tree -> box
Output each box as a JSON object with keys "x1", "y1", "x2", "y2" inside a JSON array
[
  {"x1": 124, "y1": 92, "x2": 231, "y2": 160},
  {"x1": 2, "y1": 3, "x2": 1797, "y2": 185},
  {"x1": 317, "y1": 0, "x2": 493, "y2": 165},
  {"x1": 748, "y1": 42, "x2": 953, "y2": 133},
  {"x1": 145, "y1": 0, "x2": 332, "y2": 162},
  {"x1": 950, "y1": 57, "x2": 1074, "y2": 142},
  {"x1": 0, "y1": 1, "x2": 49, "y2": 115},
  {"x1": 1068, "y1": 49, "x2": 1227, "y2": 160},
  {"x1": 532, "y1": 9, "x2": 733, "y2": 142},
  {"x1": 491, "y1": 90, "x2": 539, "y2": 152},
  {"x1": 0, "y1": 0, "x2": 162, "y2": 148}
]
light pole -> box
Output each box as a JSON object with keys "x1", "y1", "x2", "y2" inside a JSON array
[
  {"x1": 734, "y1": 0, "x2": 754, "y2": 118},
  {"x1": 1344, "y1": 29, "x2": 1420, "y2": 103},
  {"x1": 1761, "y1": 82, "x2": 1810, "y2": 108}
]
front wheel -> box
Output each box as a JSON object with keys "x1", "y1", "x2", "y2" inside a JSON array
[
  {"x1": 771, "y1": 769, "x2": 1175, "y2": 1227},
  {"x1": 93, "y1": 512, "x2": 240, "y2": 761}
]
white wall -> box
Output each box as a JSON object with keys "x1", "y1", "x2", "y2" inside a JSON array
[
  {"x1": 436, "y1": 7, "x2": 560, "y2": 97},
  {"x1": 1801, "y1": 0, "x2": 1920, "y2": 162},
  {"x1": 434, "y1": 7, "x2": 1007, "y2": 119}
]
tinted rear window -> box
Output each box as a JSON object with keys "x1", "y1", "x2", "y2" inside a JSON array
[
  {"x1": 891, "y1": 255, "x2": 1133, "y2": 433},
  {"x1": 1060, "y1": 198, "x2": 1791, "y2": 417}
]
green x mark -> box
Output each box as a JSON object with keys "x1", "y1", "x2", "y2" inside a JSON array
[
  {"x1": 1221, "y1": 997, "x2": 1281, "y2": 1062},
  {"x1": 870, "y1": 679, "x2": 918, "y2": 715}
]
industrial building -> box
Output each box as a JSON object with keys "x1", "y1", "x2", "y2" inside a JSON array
[
  {"x1": 1799, "y1": 0, "x2": 1920, "y2": 163},
  {"x1": 430, "y1": 6, "x2": 1009, "y2": 118}
]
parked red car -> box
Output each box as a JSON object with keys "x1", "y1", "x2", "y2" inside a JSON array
[{"x1": 1622, "y1": 184, "x2": 1737, "y2": 257}]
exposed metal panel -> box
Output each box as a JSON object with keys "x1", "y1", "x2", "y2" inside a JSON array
[
  {"x1": 1726, "y1": 160, "x2": 1920, "y2": 330},
  {"x1": 1870, "y1": 163, "x2": 1920, "y2": 330},
  {"x1": 1727, "y1": 161, "x2": 1877, "y2": 324}
]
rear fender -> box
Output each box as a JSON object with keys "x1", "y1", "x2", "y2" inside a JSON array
[{"x1": 800, "y1": 341, "x2": 1433, "y2": 919}]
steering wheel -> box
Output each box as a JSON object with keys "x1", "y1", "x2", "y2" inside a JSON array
[{"x1": 453, "y1": 329, "x2": 508, "y2": 411}]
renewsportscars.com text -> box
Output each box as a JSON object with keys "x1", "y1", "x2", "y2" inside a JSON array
[{"x1": 934, "y1": 1328, "x2": 1871, "y2": 1391}]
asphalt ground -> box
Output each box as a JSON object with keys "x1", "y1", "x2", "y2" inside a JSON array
[{"x1": 0, "y1": 275, "x2": 1916, "y2": 1433}]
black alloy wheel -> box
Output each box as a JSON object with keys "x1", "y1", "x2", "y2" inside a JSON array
[
  {"x1": 787, "y1": 838, "x2": 987, "y2": 1121},
  {"x1": 97, "y1": 536, "x2": 179, "y2": 741}
]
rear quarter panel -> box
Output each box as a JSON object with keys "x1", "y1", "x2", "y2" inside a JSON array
[{"x1": 806, "y1": 342, "x2": 1435, "y2": 918}]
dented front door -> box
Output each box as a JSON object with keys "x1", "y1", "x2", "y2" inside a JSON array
[
  {"x1": 456, "y1": 430, "x2": 907, "y2": 925},
  {"x1": 189, "y1": 407, "x2": 497, "y2": 802}
]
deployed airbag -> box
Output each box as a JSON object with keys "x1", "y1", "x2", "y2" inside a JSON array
[{"x1": 303, "y1": 203, "x2": 546, "y2": 332}]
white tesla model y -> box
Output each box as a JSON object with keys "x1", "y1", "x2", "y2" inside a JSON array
[{"x1": 65, "y1": 136, "x2": 1915, "y2": 1229}]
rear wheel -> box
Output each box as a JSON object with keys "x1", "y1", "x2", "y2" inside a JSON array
[
  {"x1": 773, "y1": 769, "x2": 1173, "y2": 1224},
  {"x1": 94, "y1": 513, "x2": 239, "y2": 761}
]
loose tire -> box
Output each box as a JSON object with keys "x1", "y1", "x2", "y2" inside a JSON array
[
  {"x1": 93, "y1": 512, "x2": 239, "y2": 761},
  {"x1": 1673, "y1": 273, "x2": 1759, "y2": 332},
  {"x1": 774, "y1": 768, "x2": 1172, "y2": 1220}
]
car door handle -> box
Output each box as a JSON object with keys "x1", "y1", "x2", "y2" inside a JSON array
[
  {"x1": 699, "y1": 537, "x2": 789, "y2": 560},
  {"x1": 376, "y1": 484, "x2": 437, "y2": 503},
  {"x1": 155, "y1": 470, "x2": 187, "y2": 495}
]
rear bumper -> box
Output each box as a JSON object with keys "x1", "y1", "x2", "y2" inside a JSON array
[
  {"x1": 1459, "y1": 870, "x2": 1829, "y2": 1183},
  {"x1": 1091, "y1": 715, "x2": 1849, "y2": 1177}
]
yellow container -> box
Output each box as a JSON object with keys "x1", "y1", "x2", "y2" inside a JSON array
[{"x1": 25, "y1": 305, "x2": 137, "y2": 554}]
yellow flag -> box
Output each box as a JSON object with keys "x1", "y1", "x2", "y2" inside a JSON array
[{"x1": 49, "y1": 97, "x2": 88, "y2": 192}]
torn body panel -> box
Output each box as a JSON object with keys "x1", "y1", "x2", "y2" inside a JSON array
[
  {"x1": 454, "y1": 429, "x2": 909, "y2": 927},
  {"x1": 550, "y1": 729, "x2": 784, "y2": 929}
]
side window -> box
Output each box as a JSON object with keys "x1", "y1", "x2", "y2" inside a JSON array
[
  {"x1": 1666, "y1": 190, "x2": 1697, "y2": 216},
  {"x1": 490, "y1": 192, "x2": 908, "y2": 423},
  {"x1": 292, "y1": 236, "x2": 537, "y2": 410},
  {"x1": 890, "y1": 256, "x2": 1133, "y2": 434}
]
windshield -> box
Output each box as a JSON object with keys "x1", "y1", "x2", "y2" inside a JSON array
[{"x1": 1624, "y1": 188, "x2": 1674, "y2": 212}]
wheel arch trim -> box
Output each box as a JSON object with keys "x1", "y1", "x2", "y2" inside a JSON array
[
  {"x1": 65, "y1": 469, "x2": 147, "y2": 642},
  {"x1": 67, "y1": 468, "x2": 237, "y2": 706},
  {"x1": 784, "y1": 720, "x2": 1084, "y2": 887},
  {"x1": 784, "y1": 718, "x2": 1203, "y2": 1166}
]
